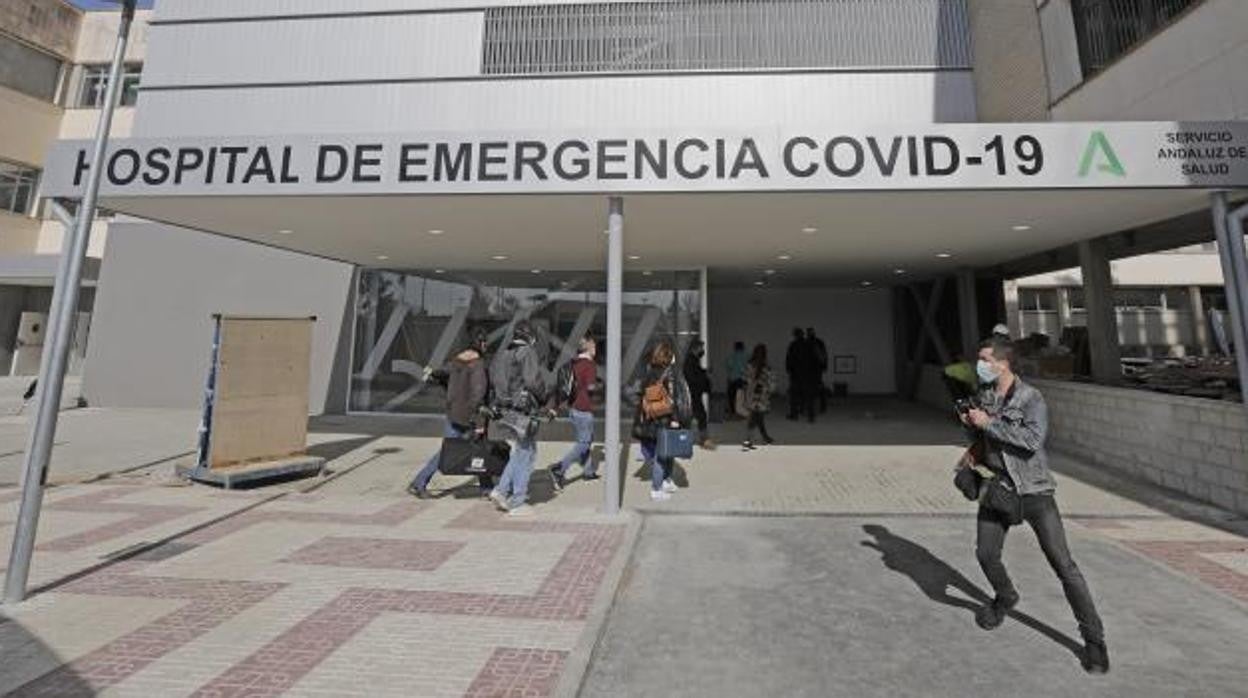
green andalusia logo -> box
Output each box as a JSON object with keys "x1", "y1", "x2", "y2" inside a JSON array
[{"x1": 1078, "y1": 131, "x2": 1126, "y2": 177}]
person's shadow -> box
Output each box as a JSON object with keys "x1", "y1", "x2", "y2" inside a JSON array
[{"x1": 860, "y1": 524, "x2": 1084, "y2": 659}]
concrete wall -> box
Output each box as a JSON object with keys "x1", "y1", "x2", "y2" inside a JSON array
[
  {"x1": 709, "y1": 287, "x2": 895, "y2": 395},
  {"x1": 83, "y1": 222, "x2": 355, "y2": 413},
  {"x1": 0, "y1": 0, "x2": 81, "y2": 58},
  {"x1": 1048, "y1": 0, "x2": 1248, "y2": 121},
  {"x1": 965, "y1": 0, "x2": 1050, "y2": 120},
  {"x1": 1037, "y1": 378, "x2": 1248, "y2": 516}
]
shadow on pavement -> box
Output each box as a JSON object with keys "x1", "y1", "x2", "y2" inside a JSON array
[
  {"x1": 860, "y1": 524, "x2": 1084, "y2": 660},
  {"x1": 0, "y1": 616, "x2": 95, "y2": 696}
]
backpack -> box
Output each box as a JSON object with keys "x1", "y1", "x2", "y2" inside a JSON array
[
  {"x1": 490, "y1": 343, "x2": 545, "y2": 410},
  {"x1": 641, "y1": 370, "x2": 675, "y2": 421},
  {"x1": 556, "y1": 360, "x2": 577, "y2": 405}
]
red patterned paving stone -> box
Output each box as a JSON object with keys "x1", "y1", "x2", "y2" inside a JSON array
[
  {"x1": 282, "y1": 536, "x2": 464, "y2": 571},
  {"x1": 464, "y1": 648, "x2": 568, "y2": 698},
  {"x1": 1127, "y1": 540, "x2": 1248, "y2": 603},
  {"x1": 190, "y1": 504, "x2": 626, "y2": 698},
  {"x1": 8, "y1": 570, "x2": 285, "y2": 697},
  {"x1": 34, "y1": 488, "x2": 204, "y2": 553}
]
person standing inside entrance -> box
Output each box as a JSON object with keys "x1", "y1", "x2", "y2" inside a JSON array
[
  {"x1": 633, "y1": 340, "x2": 692, "y2": 502},
  {"x1": 960, "y1": 338, "x2": 1108, "y2": 674},
  {"x1": 488, "y1": 321, "x2": 553, "y2": 517},
  {"x1": 407, "y1": 330, "x2": 492, "y2": 499},
  {"x1": 807, "y1": 328, "x2": 829, "y2": 414},
  {"x1": 725, "y1": 341, "x2": 747, "y2": 421},
  {"x1": 786, "y1": 328, "x2": 817, "y2": 422},
  {"x1": 742, "y1": 344, "x2": 775, "y2": 450},
  {"x1": 682, "y1": 339, "x2": 715, "y2": 449},
  {"x1": 549, "y1": 336, "x2": 599, "y2": 491}
]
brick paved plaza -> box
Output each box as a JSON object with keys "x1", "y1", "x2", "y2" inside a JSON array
[{"x1": 1, "y1": 402, "x2": 1247, "y2": 697}]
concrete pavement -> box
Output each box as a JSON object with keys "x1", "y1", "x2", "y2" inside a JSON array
[{"x1": 1, "y1": 399, "x2": 1247, "y2": 697}]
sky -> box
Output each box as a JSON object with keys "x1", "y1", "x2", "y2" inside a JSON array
[{"x1": 68, "y1": 0, "x2": 155, "y2": 9}]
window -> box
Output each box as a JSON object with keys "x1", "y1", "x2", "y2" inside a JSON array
[
  {"x1": 1161, "y1": 287, "x2": 1190, "y2": 311},
  {"x1": 75, "y1": 64, "x2": 142, "y2": 108},
  {"x1": 1071, "y1": 0, "x2": 1201, "y2": 78},
  {"x1": 1019, "y1": 289, "x2": 1058, "y2": 312},
  {"x1": 482, "y1": 0, "x2": 972, "y2": 75},
  {"x1": 0, "y1": 33, "x2": 63, "y2": 102},
  {"x1": 1113, "y1": 287, "x2": 1164, "y2": 310},
  {"x1": 0, "y1": 160, "x2": 41, "y2": 216}
]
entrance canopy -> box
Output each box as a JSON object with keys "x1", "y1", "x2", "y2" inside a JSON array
[{"x1": 41, "y1": 121, "x2": 1248, "y2": 284}]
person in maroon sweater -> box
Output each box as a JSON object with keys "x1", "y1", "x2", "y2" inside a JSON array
[{"x1": 550, "y1": 336, "x2": 599, "y2": 491}]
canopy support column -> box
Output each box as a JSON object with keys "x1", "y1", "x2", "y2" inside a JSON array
[
  {"x1": 603, "y1": 196, "x2": 624, "y2": 516},
  {"x1": 956, "y1": 268, "x2": 980, "y2": 358},
  {"x1": 1212, "y1": 192, "x2": 1248, "y2": 403},
  {"x1": 1077, "y1": 238, "x2": 1122, "y2": 385}
]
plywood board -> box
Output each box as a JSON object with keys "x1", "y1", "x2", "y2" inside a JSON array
[{"x1": 210, "y1": 317, "x2": 314, "y2": 469}]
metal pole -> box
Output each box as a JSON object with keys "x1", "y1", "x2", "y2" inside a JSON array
[
  {"x1": 4, "y1": 0, "x2": 136, "y2": 605},
  {"x1": 603, "y1": 197, "x2": 624, "y2": 515},
  {"x1": 1210, "y1": 193, "x2": 1248, "y2": 403},
  {"x1": 699, "y1": 267, "x2": 710, "y2": 416}
]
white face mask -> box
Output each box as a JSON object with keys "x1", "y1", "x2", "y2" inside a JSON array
[{"x1": 976, "y1": 359, "x2": 1000, "y2": 385}]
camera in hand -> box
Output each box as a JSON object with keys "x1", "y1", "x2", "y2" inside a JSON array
[{"x1": 954, "y1": 397, "x2": 979, "y2": 416}]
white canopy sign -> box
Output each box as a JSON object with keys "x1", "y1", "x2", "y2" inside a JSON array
[{"x1": 41, "y1": 121, "x2": 1248, "y2": 197}]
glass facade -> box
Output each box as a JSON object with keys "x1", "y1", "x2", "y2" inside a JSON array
[{"x1": 349, "y1": 269, "x2": 702, "y2": 414}]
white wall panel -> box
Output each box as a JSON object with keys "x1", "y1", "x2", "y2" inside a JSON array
[
  {"x1": 1051, "y1": 0, "x2": 1248, "y2": 121},
  {"x1": 1038, "y1": 0, "x2": 1082, "y2": 102},
  {"x1": 133, "y1": 72, "x2": 976, "y2": 137},
  {"x1": 144, "y1": 13, "x2": 484, "y2": 87}
]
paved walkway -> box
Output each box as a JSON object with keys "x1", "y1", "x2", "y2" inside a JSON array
[{"x1": 1, "y1": 399, "x2": 1246, "y2": 696}]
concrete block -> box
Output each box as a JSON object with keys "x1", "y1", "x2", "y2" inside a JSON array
[
  {"x1": 1236, "y1": 491, "x2": 1248, "y2": 516},
  {"x1": 1180, "y1": 441, "x2": 1205, "y2": 459},
  {"x1": 1204, "y1": 446, "x2": 1232, "y2": 467},
  {"x1": 1219, "y1": 467, "x2": 1248, "y2": 490}
]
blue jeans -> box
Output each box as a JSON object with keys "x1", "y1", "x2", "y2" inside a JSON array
[
  {"x1": 411, "y1": 420, "x2": 467, "y2": 491},
  {"x1": 556, "y1": 409, "x2": 596, "y2": 477},
  {"x1": 640, "y1": 440, "x2": 673, "y2": 492},
  {"x1": 496, "y1": 435, "x2": 538, "y2": 508}
]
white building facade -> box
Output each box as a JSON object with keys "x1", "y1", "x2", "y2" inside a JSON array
[{"x1": 24, "y1": 0, "x2": 1248, "y2": 415}]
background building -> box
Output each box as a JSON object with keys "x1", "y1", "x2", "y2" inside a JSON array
[{"x1": 0, "y1": 0, "x2": 149, "y2": 378}]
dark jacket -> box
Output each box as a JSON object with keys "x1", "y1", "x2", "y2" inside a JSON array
[
  {"x1": 971, "y1": 377, "x2": 1057, "y2": 496},
  {"x1": 445, "y1": 349, "x2": 488, "y2": 427},
  {"x1": 683, "y1": 352, "x2": 711, "y2": 396},
  {"x1": 631, "y1": 364, "x2": 693, "y2": 442},
  {"x1": 785, "y1": 339, "x2": 818, "y2": 378}
]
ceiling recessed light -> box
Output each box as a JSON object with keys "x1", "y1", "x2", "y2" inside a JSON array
[
  {"x1": 642, "y1": 271, "x2": 653, "y2": 276},
  {"x1": 764, "y1": 269, "x2": 777, "y2": 276},
  {"x1": 428, "y1": 229, "x2": 445, "y2": 236},
  {"x1": 628, "y1": 255, "x2": 641, "y2": 261},
  {"x1": 754, "y1": 281, "x2": 766, "y2": 287},
  {"x1": 277, "y1": 229, "x2": 293, "y2": 235},
  {"x1": 893, "y1": 268, "x2": 907, "y2": 275},
  {"x1": 861, "y1": 281, "x2": 873, "y2": 287},
  {"x1": 936, "y1": 252, "x2": 953, "y2": 259},
  {"x1": 530, "y1": 269, "x2": 542, "y2": 274},
  {"x1": 376, "y1": 255, "x2": 390, "y2": 261},
  {"x1": 802, "y1": 227, "x2": 818, "y2": 234},
  {"x1": 777, "y1": 254, "x2": 792, "y2": 261},
  {"x1": 434, "y1": 269, "x2": 445, "y2": 274},
  {"x1": 492, "y1": 255, "x2": 509, "y2": 261},
  {"x1": 1011, "y1": 224, "x2": 1033, "y2": 232}
]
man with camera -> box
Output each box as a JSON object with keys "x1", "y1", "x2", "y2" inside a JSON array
[{"x1": 958, "y1": 338, "x2": 1109, "y2": 674}]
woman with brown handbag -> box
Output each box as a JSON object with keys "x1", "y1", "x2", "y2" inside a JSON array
[{"x1": 742, "y1": 344, "x2": 776, "y2": 451}]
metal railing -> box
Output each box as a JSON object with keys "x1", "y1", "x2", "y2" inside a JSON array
[
  {"x1": 1071, "y1": 0, "x2": 1201, "y2": 78},
  {"x1": 482, "y1": 0, "x2": 972, "y2": 76}
]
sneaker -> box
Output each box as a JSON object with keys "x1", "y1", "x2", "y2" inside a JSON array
[
  {"x1": 1082, "y1": 640, "x2": 1110, "y2": 674},
  {"x1": 742, "y1": 441, "x2": 756, "y2": 451},
  {"x1": 583, "y1": 473, "x2": 601, "y2": 482},
  {"x1": 506, "y1": 504, "x2": 534, "y2": 517},
  {"x1": 975, "y1": 593, "x2": 1019, "y2": 631},
  {"x1": 488, "y1": 490, "x2": 509, "y2": 512},
  {"x1": 649, "y1": 489, "x2": 672, "y2": 501},
  {"x1": 406, "y1": 483, "x2": 430, "y2": 499},
  {"x1": 662, "y1": 479, "x2": 679, "y2": 493},
  {"x1": 548, "y1": 465, "x2": 566, "y2": 492},
  {"x1": 763, "y1": 437, "x2": 776, "y2": 445}
]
